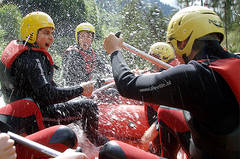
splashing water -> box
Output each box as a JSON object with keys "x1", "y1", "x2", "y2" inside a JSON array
[
  {"x1": 68, "y1": 121, "x2": 100, "y2": 159},
  {"x1": 0, "y1": 95, "x2": 5, "y2": 108}
]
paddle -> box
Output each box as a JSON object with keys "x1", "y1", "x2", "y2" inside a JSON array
[
  {"x1": 8, "y1": 131, "x2": 62, "y2": 157},
  {"x1": 92, "y1": 81, "x2": 115, "y2": 95},
  {"x1": 115, "y1": 32, "x2": 173, "y2": 70},
  {"x1": 7, "y1": 131, "x2": 82, "y2": 158},
  {"x1": 93, "y1": 33, "x2": 173, "y2": 95}
]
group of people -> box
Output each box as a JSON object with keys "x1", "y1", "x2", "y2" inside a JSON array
[
  {"x1": 100, "y1": 5, "x2": 240, "y2": 159},
  {"x1": 0, "y1": 4, "x2": 239, "y2": 159}
]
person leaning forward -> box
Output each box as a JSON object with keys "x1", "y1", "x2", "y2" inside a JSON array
[
  {"x1": 0, "y1": 11, "x2": 108, "y2": 147},
  {"x1": 102, "y1": 6, "x2": 240, "y2": 159}
]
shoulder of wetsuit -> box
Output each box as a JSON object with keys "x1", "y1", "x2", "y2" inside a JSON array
[{"x1": 18, "y1": 49, "x2": 44, "y2": 62}]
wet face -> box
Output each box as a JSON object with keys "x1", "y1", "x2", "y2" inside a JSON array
[
  {"x1": 36, "y1": 27, "x2": 54, "y2": 51},
  {"x1": 78, "y1": 31, "x2": 93, "y2": 51}
]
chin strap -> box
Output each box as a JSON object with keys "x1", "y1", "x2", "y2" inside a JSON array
[{"x1": 182, "y1": 54, "x2": 189, "y2": 63}]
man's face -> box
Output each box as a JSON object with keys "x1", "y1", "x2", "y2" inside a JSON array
[
  {"x1": 78, "y1": 31, "x2": 93, "y2": 51},
  {"x1": 36, "y1": 27, "x2": 54, "y2": 51}
]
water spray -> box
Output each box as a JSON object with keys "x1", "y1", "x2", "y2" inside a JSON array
[
  {"x1": 7, "y1": 131, "x2": 82, "y2": 158},
  {"x1": 115, "y1": 32, "x2": 173, "y2": 70}
]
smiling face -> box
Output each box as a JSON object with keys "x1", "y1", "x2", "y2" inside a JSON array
[
  {"x1": 78, "y1": 31, "x2": 93, "y2": 51},
  {"x1": 36, "y1": 27, "x2": 54, "y2": 51}
]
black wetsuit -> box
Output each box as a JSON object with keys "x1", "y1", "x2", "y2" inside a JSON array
[
  {"x1": 62, "y1": 45, "x2": 109, "y2": 86},
  {"x1": 0, "y1": 99, "x2": 78, "y2": 159},
  {"x1": 0, "y1": 41, "x2": 107, "y2": 146},
  {"x1": 108, "y1": 40, "x2": 240, "y2": 159}
]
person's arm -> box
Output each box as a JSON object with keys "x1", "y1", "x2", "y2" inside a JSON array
[
  {"x1": 17, "y1": 53, "x2": 93, "y2": 105},
  {"x1": 36, "y1": 82, "x2": 93, "y2": 105},
  {"x1": 103, "y1": 33, "x2": 215, "y2": 111},
  {"x1": 141, "y1": 120, "x2": 159, "y2": 145},
  {"x1": 0, "y1": 133, "x2": 16, "y2": 159},
  {"x1": 110, "y1": 51, "x2": 199, "y2": 109}
]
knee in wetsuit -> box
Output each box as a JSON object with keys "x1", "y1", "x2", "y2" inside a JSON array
[
  {"x1": 99, "y1": 141, "x2": 126, "y2": 159},
  {"x1": 99, "y1": 140, "x2": 161, "y2": 159},
  {"x1": 49, "y1": 125, "x2": 78, "y2": 148},
  {"x1": 0, "y1": 99, "x2": 45, "y2": 135}
]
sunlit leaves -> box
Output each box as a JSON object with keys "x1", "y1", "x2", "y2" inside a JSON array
[
  {"x1": 0, "y1": 4, "x2": 21, "y2": 41},
  {"x1": 120, "y1": 0, "x2": 170, "y2": 69}
]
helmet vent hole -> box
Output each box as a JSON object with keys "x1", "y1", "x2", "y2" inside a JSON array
[
  {"x1": 202, "y1": 12, "x2": 216, "y2": 15},
  {"x1": 178, "y1": 17, "x2": 183, "y2": 26},
  {"x1": 29, "y1": 33, "x2": 34, "y2": 40},
  {"x1": 177, "y1": 32, "x2": 192, "y2": 50}
]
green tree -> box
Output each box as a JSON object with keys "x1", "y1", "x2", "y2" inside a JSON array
[
  {"x1": 0, "y1": 4, "x2": 22, "y2": 54},
  {"x1": 120, "y1": 0, "x2": 168, "y2": 69},
  {"x1": 204, "y1": 0, "x2": 233, "y2": 49},
  {"x1": 176, "y1": 0, "x2": 191, "y2": 8},
  {"x1": 146, "y1": 6, "x2": 168, "y2": 42},
  {"x1": 0, "y1": 4, "x2": 21, "y2": 41},
  {"x1": 0, "y1": 27, "x2": 7, "y2": 54},
  {"x1": 84, "y1": 0, "x2": 103, "y2": 39},
  {"x1": 3, "y1": 0, "x2": 87, "y2": 38}
]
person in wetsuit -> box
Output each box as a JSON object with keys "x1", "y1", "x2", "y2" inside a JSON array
[
  {"x1": 101, "y1": 6, "x2": 240, "y2": 159},
  {"x1": 0, "y1": 99, "x2": 82, "y2": 159},
  {"x1": 62, "y1": 22, "x2": 109, "y2": 86},
  {"x1": 0, "y1": 11, "x2": 108, "y2": 147},
  {"x1": 141, "y1": 42, "x2": 190, "y2": 159}
]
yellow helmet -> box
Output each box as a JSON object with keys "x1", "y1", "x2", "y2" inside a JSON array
[
  {"x1": 166, "y1": 6, "x2": 225, "y2": 59},
  {"x1": 149, "y1": 42, "x2": 175, "y2": 63},
  {"x1": 75, "y1": 22, "x2": 95, "y2": 43},
  {"x1": 20, "y1": 11, "x2": 55, "y2": 44}
]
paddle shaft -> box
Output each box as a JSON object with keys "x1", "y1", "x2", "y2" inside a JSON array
[
  {"x1": 114, "y1": 32, "x2": 172, "y2": 70},
  {"x1": 93, "y1": 33, "x2": 173, "y2": 95},
  {"x1": 92, "y1": 82, "x2": 115, "y2": 95},
  {"x1": 122, "y1": 42, "x2": 172, "y2": 70},
  {"x1": 7, "y1": 131, "x2": 62, "y2": 157}
]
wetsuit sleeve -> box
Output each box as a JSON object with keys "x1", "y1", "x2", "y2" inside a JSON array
[
  {"x1": 37, "y1": 84, "x2": 83, "y2": 105},
  {"x1": 110, "y1": 51, "x2": 216, "y2": 111},
  {"x1": 19, "y1": 54, "x2": 83, "y2": 105}
]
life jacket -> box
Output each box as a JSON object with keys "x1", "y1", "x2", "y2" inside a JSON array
[
  {"x1": 1, "y1": 40, "x2": 53, "y2": 68},
  {"x1": 79, "y1": 48, "x2": 95, "y2": 76},
  {"x1": 64, "y1": 46, "x2": 95, "y2": 80},
  {"x1": 186, "y1": 57, "x2": 240, "y2": 158},
  {"x1": 0, "y1": 40, "x2": 54, "y2": 103},
  {"x1": 208, "y1": 58, "x2": 240, "y2": 104}
]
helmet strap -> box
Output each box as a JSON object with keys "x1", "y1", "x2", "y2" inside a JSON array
[
  {"x1": 24, "y1": 35, "x2": 31, "y2": 46},
  {"x1": 182, "y1": 54, "x2": 189, "y2": 63}
]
